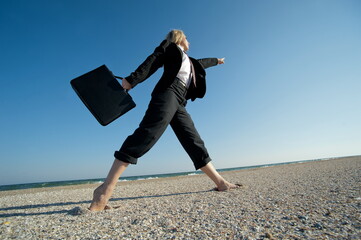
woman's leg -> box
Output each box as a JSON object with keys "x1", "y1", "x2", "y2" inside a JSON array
[
  {"x1": 170, "y1": 105, "x2": 211, "y2": 169},
  {"x1": 91, "y1": 88, "x2": 182, "y2": 211},
  {"x1": 89, "y1": 159, "x2": 129, "y2": 211},
  {"x1": 115, "y1": 90, "x2": 181, "y2": 164},
  {"x1": 170, "y1": 106, "x2": 239, "y2": 191}
]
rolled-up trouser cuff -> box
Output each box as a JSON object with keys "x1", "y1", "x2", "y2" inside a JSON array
[
  {"x1": 194, "y1": 157, "x2": 212, "y2": 170},
  {"x1": 114, "y1": 151, "x2": 138, "y2": 165}
]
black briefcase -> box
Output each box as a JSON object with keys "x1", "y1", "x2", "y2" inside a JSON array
[{"x1": 70, "y1": 65, "x2": 136, "y2": 126}]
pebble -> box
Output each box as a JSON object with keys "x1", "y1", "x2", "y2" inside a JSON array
[
  {"x1": 69, "y1": 206, "x2": 91, "y2": 216},
  {"x1": 265, "y1": 232, "x2": 273, "y2": 239}
]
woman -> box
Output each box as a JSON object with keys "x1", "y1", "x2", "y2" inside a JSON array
[{"x1": 90, "y1": 29, "x2": 240, "y2": 211}]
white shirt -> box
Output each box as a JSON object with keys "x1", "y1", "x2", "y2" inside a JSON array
[{"x1": 176, "y1": 45, "x2": 192, "y2": 88}]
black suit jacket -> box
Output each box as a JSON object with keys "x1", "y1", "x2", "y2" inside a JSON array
[{"x1": 125, "y1": 40, "x2": 218, "y2": 101}]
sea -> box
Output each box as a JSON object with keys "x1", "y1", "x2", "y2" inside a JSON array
[{"x1": 0, "y1": 158, "x2": 332, "y2": 192}]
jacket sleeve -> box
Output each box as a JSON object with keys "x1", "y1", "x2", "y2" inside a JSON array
[
  {"x1": 197, "y1": 58, "x2": 218, "y2": 69},
  {"x1": 125, "y1": 40, "x2": 170, "y2": 87}
]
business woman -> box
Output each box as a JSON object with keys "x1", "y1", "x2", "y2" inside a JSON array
[{"x1": 90, "y1": 29, "x2": 240, "y2": 211}]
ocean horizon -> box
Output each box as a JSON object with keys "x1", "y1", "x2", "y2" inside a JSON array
[{"x1": 0, "y1": 157, "x2": 336, "y2": 192}]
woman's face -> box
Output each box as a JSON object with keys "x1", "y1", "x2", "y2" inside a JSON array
[{"x1": 180, "y1": 36, "x2": 189, "y2": 52}]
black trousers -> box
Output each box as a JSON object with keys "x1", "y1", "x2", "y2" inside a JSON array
[{"x1": 114, "y1": 78, "x2": 211, "y2": 170}]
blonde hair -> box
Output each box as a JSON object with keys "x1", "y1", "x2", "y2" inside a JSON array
[{"x1": 165, "y1": 29, "x2": 186, "y2": 45}]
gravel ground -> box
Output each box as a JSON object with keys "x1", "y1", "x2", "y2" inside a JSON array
[{"x1": 0, "y1": 156, "x2": 360, "y2": 239}]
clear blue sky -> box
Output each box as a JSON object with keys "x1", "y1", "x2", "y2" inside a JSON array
[{"x1": 0, "y1": 0, "x2": 360, "y2": 185}]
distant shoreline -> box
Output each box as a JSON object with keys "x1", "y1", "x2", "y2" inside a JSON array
[{"x1": 0, "y1": 155, "x2": 358, "y2": 192}]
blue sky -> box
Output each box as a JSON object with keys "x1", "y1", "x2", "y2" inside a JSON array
[{"x1": 0, "y1": 0, "x2": 360, "y2": 185}]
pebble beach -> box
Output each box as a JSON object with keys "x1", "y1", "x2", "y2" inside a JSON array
[{"x1": 0, "y1": 156, "x2": 360, "y2": 239}]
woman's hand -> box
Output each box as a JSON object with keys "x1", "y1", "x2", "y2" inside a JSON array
[
  {"x1": 218, "y1": 58, "x2": 225, "y2": 65},
  {"x1": 122, "y1": 78, "x2": 132, "y2": 90}
]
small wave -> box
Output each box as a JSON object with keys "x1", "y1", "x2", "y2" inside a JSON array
[
  {"x1": 187, "y1": 173, "x2": 198, "y2": 176},
  {"x1": 137, "y1": 177, "x2": 159, "y2": 181}
]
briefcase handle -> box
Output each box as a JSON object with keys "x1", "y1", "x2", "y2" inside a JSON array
[{"x1": 114, "y1": 75, "x2": 129, "y2": 93}]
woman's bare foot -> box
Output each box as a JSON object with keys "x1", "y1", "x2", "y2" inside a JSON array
[
  {"x1": 215, "y1": 180, "x2": 242, "y2": 191},
  {"x1": 89, "y1": 184, "x2": 114, "y2": 211},
  {"x1": 88, "y1": 159, "x2": 129, "y2": 212},
  {"x1": 200, "y1": 162, "x2": 243, "y2": 192}
]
